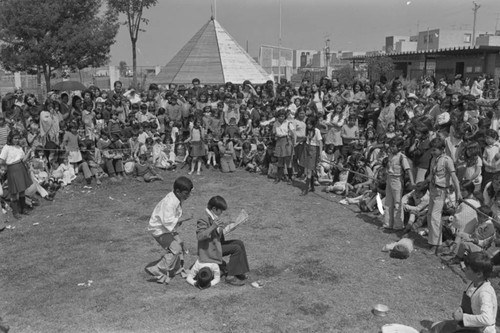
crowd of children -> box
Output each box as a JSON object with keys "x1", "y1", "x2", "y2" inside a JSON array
[
  {"x1": 0, "y1": 75, "x2": 498, "y2": 245},
  {"x1": 1, "y1": 74, "x2": 500, "y2": 332}
]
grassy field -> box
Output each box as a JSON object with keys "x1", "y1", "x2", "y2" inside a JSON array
[{"x1": 1, "y1": 168, "x2": 499, "y2": 333}]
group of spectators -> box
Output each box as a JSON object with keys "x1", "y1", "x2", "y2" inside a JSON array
[{"x1": 0, "y1": 72, "x2": 500, "y2": 331}]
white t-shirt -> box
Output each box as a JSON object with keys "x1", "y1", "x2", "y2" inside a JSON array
[{"x1": 0, "y1": 145, "x2": 25, "y2": 165}]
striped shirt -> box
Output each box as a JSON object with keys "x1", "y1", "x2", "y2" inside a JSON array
[{"x1": 0, "y1": 125, "x2": 10, "y2": 151}]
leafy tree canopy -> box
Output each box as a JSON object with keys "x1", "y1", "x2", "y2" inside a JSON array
[{"x1": 0, "y1": 0, "x2": 119, "y2": 90}]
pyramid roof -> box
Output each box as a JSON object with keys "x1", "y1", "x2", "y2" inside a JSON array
[{"x1": 155, "y1": 18, "x2": 272, "y2": 85}]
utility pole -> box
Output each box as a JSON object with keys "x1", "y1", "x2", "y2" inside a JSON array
[
  {"x1": 277, "y1": 0, "x2": 282, "y2": 84},
  {"x1": 472, "y1": 1, "x2": 481, "y2": 47},
  {"x1": 426, "y1": 27, "x2": 430, "y2": 51}
]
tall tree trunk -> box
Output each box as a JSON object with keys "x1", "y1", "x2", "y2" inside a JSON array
[
  {"x1": 43, "y1": 65, "x2": 51, "y2": 94},
  {"x1": 132, "y1": 39, "x2": 137, "y2": 89},
  {"x1": 36, "y1": 67, "x2": 43, "y2": 101}
]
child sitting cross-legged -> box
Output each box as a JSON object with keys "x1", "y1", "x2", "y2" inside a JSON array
[
  {"x1": 134, "y1": 154, "x2": 163, "y2": 183},
  {"x1": 401, "y1": 181, "x2": 430, "y2": 234},
  {"x1": 426, "y1": 252, "x2": 497, "y2": 333}
]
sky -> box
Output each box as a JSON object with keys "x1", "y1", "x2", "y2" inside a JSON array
[{"x1": 109, "y1": 0, "x2": 500, "y2": 66}]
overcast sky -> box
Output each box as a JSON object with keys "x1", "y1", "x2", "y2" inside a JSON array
[{"x1": 109, "y1": 0, "x2": 500, "y2": 66}]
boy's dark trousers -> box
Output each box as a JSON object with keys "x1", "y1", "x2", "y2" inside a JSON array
[{"x1": 221, "y1": 239, "x2": 249, "y2": 276}]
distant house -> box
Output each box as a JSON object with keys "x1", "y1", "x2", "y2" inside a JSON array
[{"x1": 343, "y1": 45, "x2": 500, "y2": 81}]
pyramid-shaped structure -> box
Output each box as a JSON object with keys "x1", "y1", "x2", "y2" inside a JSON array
[{"x1": 155, "y1": 18, "x2": 272, "y2": 85}]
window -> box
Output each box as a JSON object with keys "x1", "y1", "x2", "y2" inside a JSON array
[
  {"x1": 464, "y1": 33, "x2": 472, "y2": 43},
  {"x1": 465, "y1": 66, "x2": 473, "y2": 73}
]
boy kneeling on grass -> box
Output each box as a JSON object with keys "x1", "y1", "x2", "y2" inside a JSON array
[
  {"x1": 146, "y1": 177, "x2": 193, "y2": 284},
  {"x1": 196, "y1": 196, "x2": 250, "y2": 286},
  {"x1": 424, "y1": 252, "x2": 497, "y2": 333}
]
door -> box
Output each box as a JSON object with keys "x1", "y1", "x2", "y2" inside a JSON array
[{"x1": 455, "y1": 62, "x2": 465, "y2": 77}]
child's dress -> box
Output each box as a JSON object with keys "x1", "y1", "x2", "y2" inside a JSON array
[
  {"x1": 463, "y1": 156, "x2": 482, "y2": 191},
  {"x1": 53, "y1": 163, "x2": 76, "y2": 186},
  {"x1": 152, "y1": 142, "x2": 173, "y2": 169},
  {"x1": 62, "y1": 131, "x2": 82, "y2": 164}
]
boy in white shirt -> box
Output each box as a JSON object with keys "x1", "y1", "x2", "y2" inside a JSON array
[{"x1": 146, "y1": 176, "x2": 193, "y2": 284}]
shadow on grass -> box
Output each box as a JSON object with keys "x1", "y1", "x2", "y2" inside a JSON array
[
  {"x1": 292, "y1": 258, "x2": 341, "y2": 284},
  {"x1": 356, "y1": 212, "x2": 383, "y2": 229},
  {"x1": 297, "y1": 302, "x2": 330, "y2": 316}
]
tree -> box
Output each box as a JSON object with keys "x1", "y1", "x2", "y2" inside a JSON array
[
  {"x1": 335, "y1": 65, "x2": 355, "y2": 86},
  {"x1": 118, "y1": 60, "x2": 128, "y2": 77},
  {"x1": 108, "y1": 0, "x2": 158, "y2": 88},
  {"x1": 0, "y1": 0, "x2": 119, "y2": 92},
  {"x1": 366, "y1": 56, "x2": 395, "y2": 82}
]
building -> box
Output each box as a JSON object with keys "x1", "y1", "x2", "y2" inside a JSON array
[
  {"x1": 416, "y1": 28, "x2": 487, "y2": 51},
  {"x1": 293, "y1": 49, "x2": 317, "y2": 69},
  {"x1": 344, "y1": 45, "x2": 500, "y2": 81},
  {"x1": 386, "y1": 35, "x2": 412, "y2": 53},
  {"x1": 259, "y1": 45, "x2": 294, "y2": 82}
]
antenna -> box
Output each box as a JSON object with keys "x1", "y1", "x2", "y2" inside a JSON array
[
  {"x1": 495, "y1": 12, "x2": 499, "y2": 32},
  {"x1": 214, "y1": 0, "x2": 217, "y2": 20}
]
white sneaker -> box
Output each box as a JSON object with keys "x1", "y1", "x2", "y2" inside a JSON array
[{"x1": 339, "y1": 199, "x2": 348, "y2": 205}]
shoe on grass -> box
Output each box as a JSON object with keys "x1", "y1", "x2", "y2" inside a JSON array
[{"x1": 225, "y1": 276, "x2": 245, "y2": 286}]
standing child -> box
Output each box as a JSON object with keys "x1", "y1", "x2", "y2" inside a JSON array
[
  {"x1": 185, "y1": 118, "x2": 206, "y2": 175},
  {"x1": 218, "y1": 133, "x2": 236, "y2": 173},
  {"x1": 206, "y1": 133, "x2": 218, "y2": 168},
  {"x1": 482, "y1": 129, "x2": 500, "y2": 189},
  {"x1": 299, "y1": 117, "x2": 323, "y2": 195},
  {"x1": 425, "y1": 137, "x2": 462, "y2": 255},
  {"x1": 146, "y1": 177, "x2": 193, "y2": 284},
  {"x1": 383, "y1": 137, "x2": 415, "y2": 232},
  {"x1": 461, "y1": 141, "x2": 482, "y2": 192},
  {"x1": 341, "y1": 114, "x2": 359, "y2": 158},
  {"x1": 61, "y1": 123, "x2": 82, "y2": 173},
  {"x1": 81, "y1": 102, "x2": 95, "y2": 140}
]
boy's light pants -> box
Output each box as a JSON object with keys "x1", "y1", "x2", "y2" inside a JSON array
[
  {"x1": 427, "y1": 185, "x2": 446, "y2": 246},
  {"x1": 383, "y1": 176, "x2": 404, "y2": 230},
  {"x1": 150, "y1": 232, "x2": 183, "y2": 279}
]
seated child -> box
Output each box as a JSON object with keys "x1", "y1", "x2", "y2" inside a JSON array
[
  {"x1": 196, "y1": 195, "x2": 250, "y2": 286},
  {"x1": 402, "y1": 181, "x2": 430, "y2": 233},
  {"x1": 186, "y1": 260, "x2": 221, "y2": 289},
  {"x1": 239, "y1": 141, "x2": 256, "y2": 171},
  {"x1": 325, "y1": 161, "x2": 353, "y2": 195},
  {"x1": 427, "y1": 252, "x2": 497, "y2": 333},
  {"x1": 253, "y1": 143, "x2": 267, "y2": 175},
  {"x1": 446, "y1": 206, "x2": 496, "y2": 265},
  {"x1": 52, "y1": 156, "x2": 76, "y2": 186},
  {"x1": 152, "y1": 136, "x2": 175, "y2": 170},
  {"x1": 318, "y1": 145, "x2": 336, "y2": 181},
  {"x1": 134, "y1": 154, "x2": 163, "y2": 182}
]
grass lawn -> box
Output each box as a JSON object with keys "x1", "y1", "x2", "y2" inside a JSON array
[{"x1": 1, "y1": 168, "x2": 500, "y2": 333}]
